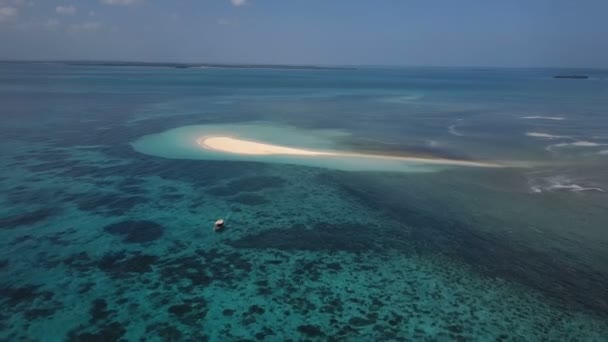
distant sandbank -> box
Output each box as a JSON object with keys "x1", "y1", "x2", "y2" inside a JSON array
[
  {"x1": 197, "y1": 136, "x2": 502, "y2": 168},
  {"x1": 199, "y1": 137, "x2": 335, "y2": 156}
]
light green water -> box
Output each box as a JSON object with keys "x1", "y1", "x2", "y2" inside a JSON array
[{"x1": 131, "y1": 123, "x2": 489, "y2": 172}]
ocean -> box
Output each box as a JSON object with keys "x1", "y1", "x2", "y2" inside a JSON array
[{"x1": 1, "y1": 63, "x2": 607, "y2": 340}]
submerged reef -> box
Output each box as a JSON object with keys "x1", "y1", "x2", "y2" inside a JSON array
[{"x1": 2, "y1": 65, "x2": 608, "y2": 340}]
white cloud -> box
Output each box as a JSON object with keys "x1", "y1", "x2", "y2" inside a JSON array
[
  {"x1": 0, "y1": 6, "x2": 17, "y2": 22},
  {"x1": 100, "y1": 0, "x2": 143, "y2": 5},
  {"x1": 56, "y1": 5, "x2": 76, "y2": 15},
  {"x1": 0, "y1": 0, "x2": 27, "y2": 6},
  {"x1": 69, "y1": 21, "x2": 100, "y2": 32},
  {"x1": 12, "y1": 17, "x2": 60, "y2": 31},
  {"x1": 230, "y1": 0, "x2": 247, "y2": 7},
  {"x1": 43, "y1": 18, "x2": 60, "y2": 30}
]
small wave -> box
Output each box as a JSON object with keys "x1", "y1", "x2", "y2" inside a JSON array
[
  {"x1": 529, "y1": 175, "x2": 605, "y2": 194},
  {"x1": 448, "y1": 119, "x2": 464, "y2": 137},
  {"x1": 358, "y1": 138, "x2": 401, "y2": 145},
  {"x1": 560, "y1": 141, "x2": 602, "y2": 147},
  {"x1": 599, "y1": 150, "x2": 608, "y2": 155},
  {"x1": 548, "y1": 184, "x2": 605, "y2": 192},
  {"x1": 546, "y1": 141, "x2": 605, "y2": 151},
  {"x1": 520, "y1": 116, "x2": 565, "y2": 120},
  {"x1": 427, "y1": 140, "x2": 440, "y2": 147},
  {"x1": 380, "y1": 94, "x2": 424, "y2": 103},
  {"x1": 526, "y1": 132, "x2": 569, "y2": 139}
]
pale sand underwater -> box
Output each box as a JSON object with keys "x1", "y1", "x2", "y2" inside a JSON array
[
  {"x1": 133, "y1": 123, "x2": 509, "y2": 172},
  {"x1": 197, "y1": 136, "x2": 503, "y2": 167}
]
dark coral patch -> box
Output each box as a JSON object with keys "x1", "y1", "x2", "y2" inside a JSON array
[
  {"x1": 89, "y1": 299, "x2": 112, "y2": 324},
  {"x1": 247, "y1": 305, "x2": 265, "y2": 315},
  {"x1": 117, "y1": 177, "x2": 144, "y2": 189},
  {"x1": 169, "y1": 303, "x2": 193, "y2": 316},
  {"x1": 147, "y1": 159, "x2": 264, "y2": 188},
  {"x1": 98, "y1": 252, "x2": 158, "y2": 277},
  {"x1": 348, "y1": 316, "x2": 376, "y2": 327},
  {"x1": 6, "y1": 187, "x2": 64, "y2": 206},
  {"x1": 158, "y1": 249, "x2": 252, "y2": 293},
  {"x1": 162, "y1": 193, "x2": 185, "y2": 201},
  {"x1": 62, "y1": 252, "x2": 93, "y2": 272},
  {"x1": 0, "y1": 285, "x2": 54, "y2": 307},
  {"x1": 147, "y1": 323, "x2": 183, "y2": 340},
  {"x1": 77, "y1": 193, "x2": 147, "y2": 216},
  {"x1": 320, "y1": 298, "x2": 344, "y2": 314},
  {"x1": 159, "y1": 255, "x2": 211, "y2": 290},
  {"x1": 67, "y1": 321, "x2": 127, "y2": 342},
  {"x1": 228, "y1": 222, "x2": 388, "y2": 252},
  {"x1": 46, "y1": 228, "x2": 77, "y2": 246},
  {"x1": 24, "y1": 308, "x2": 57, "y2": 320},
  {"x1": 12, "y1": 235, "x2": 34, "y2": 244},
  {"x1": 231, "y1": 193, "x2": 270, "y2": 206},
  {"x1": 28, "y1": 149, "x2": 72, "y2": 163},
  {"x1": 0, "y1": 208, "x2": 54, "y2": 229},
  {"x1": 167, "y1": 299, "x2": 208, "y2": 325},
  {"x1": 297, "y1": 325, "x2": 325, "y2": 338},
  {"x1": 326, "y1": 262, "x2": 342, "y2": 271},
  {"x1": 208, "y1": 176, "x2": 287, "y2": 196},
  {"x1": 78, "y1": 282, "x2": 95, "y2": 294},
  {"x1": 255, "y1": 327, "x2": 275, "y2": 340},
  {"x1": 227, "y1": 176, "x2": 287, "y2": 191},
  {"x1": 240, "y1": 304, "x2": 266, "y2": 326},
  {"x1": 103, "y1": 220, "x2": 164, "y2": 244}
]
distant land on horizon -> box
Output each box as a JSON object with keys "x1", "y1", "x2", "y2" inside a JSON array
[
  {"x1": 1, "y1": 60, "x2": 606, "y2": 73},
  {"x1": 0, "y1": 60, "x2": 357, "y2": 71}
]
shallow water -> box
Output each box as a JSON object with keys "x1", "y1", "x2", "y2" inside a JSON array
[
  {"x1": 1, "y1": 63, "x2": 608, "y2": 340},
  {"x1": 131, "y1": 123, "x2": 462, "y2": 172}
]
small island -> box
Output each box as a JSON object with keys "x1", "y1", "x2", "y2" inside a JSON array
[
  {"x1": 553, "y1": 75, "x2": 589, "y2": 79},
  {"x1": 61, "y1": 61, "x2": 356, "y2": 70}
]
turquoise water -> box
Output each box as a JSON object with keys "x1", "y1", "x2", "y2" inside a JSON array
[
  {"x1": 131, "y1": 123, "x2": 462, "y2": 172},
  {"x1": 1, "y1": 63, "x2": 608, "y2": 340}
]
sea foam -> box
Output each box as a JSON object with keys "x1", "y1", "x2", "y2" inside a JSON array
[
  {"x1": 525, "y1": 132, "x2": 570, "y2": 139},
  {"x1": 520, "y1": 116, "x2": 565, "y2": 120}
]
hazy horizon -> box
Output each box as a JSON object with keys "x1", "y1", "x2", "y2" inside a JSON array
[
  {"x1": 1, "y1": 59, "x2": 606, "y2": 71},
  {"x1": 1, "y1": 0, "x2": 607, "y2": 69}
]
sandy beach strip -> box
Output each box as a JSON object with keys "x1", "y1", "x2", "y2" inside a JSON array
[
  {"x1": 199, "y1": 136, "x2": 336, "y2": 156},
  {"x1": 197, "y1": 136, "x2": 503, "y2": 168}
]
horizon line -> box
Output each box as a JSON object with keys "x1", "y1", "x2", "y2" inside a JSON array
[{"x1": 0, "y1": 59, "x2": 605, "y2": 71}]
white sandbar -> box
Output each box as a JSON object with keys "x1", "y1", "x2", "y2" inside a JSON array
[
  {"x1": 199, "y1": 137, "x2": 336, "y2": 156},
  {"x1": 197, "y1": 136, "x2": 502, "y2": 168}
]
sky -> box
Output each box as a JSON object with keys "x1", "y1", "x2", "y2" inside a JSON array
[{"x1": 0, "y1": 0, "x2": 607, "y2": 68}]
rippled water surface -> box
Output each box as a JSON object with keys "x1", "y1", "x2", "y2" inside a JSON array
[{"x1": 1, "y1": 63, "x2": 607, "y2": 340}]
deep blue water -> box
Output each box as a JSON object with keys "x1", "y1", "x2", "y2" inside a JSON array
[{"x1": 1, "y1": 63, "x2": 607, "y2": 341}]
